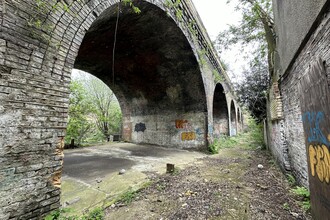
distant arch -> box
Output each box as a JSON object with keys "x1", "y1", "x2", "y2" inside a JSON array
[
  {"x1": 213, "y1": 83, "x2": 229, "y2": 137},
  {"x1": 230, "y1": 100, "x2": 237, "y2": 136},
  {"x1": 237, "y1": 108, "x2": 241, "y2": 132}
]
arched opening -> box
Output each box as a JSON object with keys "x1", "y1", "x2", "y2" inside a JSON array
[
  {"x1": 230, "y1": 101, "x2": 237, "y2": 136},
  {"x1": 65, "y1": 70, "x2": 123, "y2": 146},
  {"x1": 74, "y1": 1, "x2": 207, "y2": 148},
  {"x1": 237, "y1": 108, "x2": 241, "y2": 133},
  {"x1": 213, "y1": 83, "x2": 229, "y2": 137}
]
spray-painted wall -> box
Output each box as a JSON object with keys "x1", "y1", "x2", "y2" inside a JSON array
[{"x1": 271, "y1": 0, "x2": 330, "y2": 217}]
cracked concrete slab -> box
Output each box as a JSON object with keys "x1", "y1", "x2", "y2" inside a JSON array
[{"x1": 61, "y1": 142, "x2": 207, "y2": 214}]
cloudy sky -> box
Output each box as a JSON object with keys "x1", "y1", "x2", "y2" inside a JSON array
[{"x1": 191, "y1": 0, "x2": 240, "y2": 40}]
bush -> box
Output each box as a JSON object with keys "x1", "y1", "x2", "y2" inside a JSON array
[{"x1": 208, "y1": 139, "x2": 219, "y2": 154}]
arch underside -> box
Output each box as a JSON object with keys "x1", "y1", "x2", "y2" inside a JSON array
[
  {"x1": 74, "y1": 1, "x2": 207, "y2": 148},
  {"x1": 230, "y1": 101, "x2": 237, "y2": 136},
  {"x1": 213, "y1": 84, "x2": 229, "y2": 137}
]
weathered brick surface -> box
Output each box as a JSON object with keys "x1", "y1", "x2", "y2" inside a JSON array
[
  {"x1": 0, "y1": 0, "x2": 242, "y2": 218},
  {"x1": 271, "y1": 7, "x2": 330, "y2": 187}
]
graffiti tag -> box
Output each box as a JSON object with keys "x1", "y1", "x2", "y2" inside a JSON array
[
  {"x1": 195, "y1": 128, "x2": 203, "y2": 135},
  {"x1": 302, "y1": 112, "x2": 330, "y2": 145},
  {"x1": 134, "y1": 123, "x2": 146, "y2": 132},
  {"x1": 309, "y1": 144, "x2": 330, "y2": 184},
  {"x1": 175, "y1": 120, "x2": 188, "y2": 129},
  {"x1": 181, "y1": 132, "x2": 196, "y2": 141},
  {"x1": 208, "y1": 125, "x2": 213, "y2": 135}
]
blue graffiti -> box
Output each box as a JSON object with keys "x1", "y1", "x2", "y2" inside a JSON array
[
  {"x1": 195, "y1": 128, "x2": 203, "y2": 135},
  {"x1": 208, "y1": 125, "x2": 213, "y2": 135},
  {"x1": 302, "y1": 111, "x2": 330, "y2": 145}
]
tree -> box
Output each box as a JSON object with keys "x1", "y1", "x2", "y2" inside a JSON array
[
  {"x1": 216, "y1": 0, "x2": 275, "y2": 120},
  {"x1": 234, "y1": 60, "x2": 269, "y2": 122},
  {"x1": 86, "y1": 78, "x2": 122, "y2": 140},
  {"x1": 65, "y1": 81, "x2": 94, "y2": 146},
  {"x1": 75, "y1": 73, "x2": 122, "y2": 141}
]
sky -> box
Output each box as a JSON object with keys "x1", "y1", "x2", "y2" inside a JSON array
[
  {"x1": 191, "y1": 0, "x2": 240, "y2": 40},
  {"x1": 191, "y1": 0, "x2": 245, "y2": 81}
]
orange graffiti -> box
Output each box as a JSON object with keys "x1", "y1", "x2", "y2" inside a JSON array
[
  {"x1": 176, "y1": 120, "x2": 188, "y2": 129},
  {"x1": 181, "y1": 132, "x2": 196, "y2": 141},
  {"x1": 309, "y1": 144, "x2": 330, "y2": 184}
]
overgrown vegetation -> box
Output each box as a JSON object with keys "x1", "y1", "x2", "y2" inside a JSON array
[
  {"x1": 286, "y1": 174, "x2": 297, "y2": 187},
  {"x1": 29, "y1": 0, "x2": 140, "y2": 44},
  {"x1": 208, "y1": 115, "x2": 264, "y2": 154},
  {"x1": 114, "y1": 181, "x2": 153, "y2": 205},
  {"x1": 45, "y1": 207, "x2": 104, "y2": 220},
  {"x1": 290, "y1": 186, "x2": 311, "y2": 211},
  {"x1": 118, "y1": 190, "x2": 138, "y2": 205},
  {"x1": 28, "y1": 0, "x2": 77, "y2": 43},
  {"x1": 165, "y1": 0, "x2": 183, "y2": 21},
  {"x1": 234, "y1": 63, "x2": 269, "y2": 122}
]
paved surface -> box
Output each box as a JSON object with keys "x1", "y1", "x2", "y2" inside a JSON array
[{"x1": 61, "y1": 142, "x2": 207, "y2": 214}]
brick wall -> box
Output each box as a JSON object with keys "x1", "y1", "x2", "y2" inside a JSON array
[{"x1": 272, "y1": 7, "x2": 330, "y2": 187}]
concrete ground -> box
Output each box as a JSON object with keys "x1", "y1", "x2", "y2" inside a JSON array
[{"x1": 61, "y1": 142, "x2": 208, "y2": 214}]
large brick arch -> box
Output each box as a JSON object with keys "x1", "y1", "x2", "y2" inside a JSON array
[
  {"x1": 0, "y1": 0, "x2": 239, "y2": 218},
  {"x1": 73, "y1": 1, "x2": 207, "y2": 147}
]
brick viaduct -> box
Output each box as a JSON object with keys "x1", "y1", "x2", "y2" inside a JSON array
[{"x1": 0, "y1": 0, "x2": 243, "y2": 218}]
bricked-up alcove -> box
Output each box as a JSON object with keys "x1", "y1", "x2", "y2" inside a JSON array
[
  {"x1": 212, "y1": 83, "x2": 229, "y2": 137},
  {"x1": 230, "y1": 100, "x2": 237, "y2": 136},
  {"x1": 74, "y1": 1, "x2": 207, "y2": 148}
]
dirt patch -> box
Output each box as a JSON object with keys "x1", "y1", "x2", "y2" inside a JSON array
[{"x1": 105, "y1": 147, "x2": 312, "y2": 220}]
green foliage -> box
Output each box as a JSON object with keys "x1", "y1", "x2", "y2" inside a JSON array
[
  {"x1": 234, "y1": 60, "x2": 269, "y2": 122},
  {"x1": 213, "y1": 70, "x2": 224, "y2": 82},
  {"x1": 156, "y1": 182, "x2": 166, "y2": 191},
  {"x1": 29, "y1": 0, "x2": 80, "y2": 43},
  {"x1": 84, "y1": 77, "x2": 122, "y2": 140},
  {"x1": 65, "y1": 72, "x2": 123, "y2": 145},
  {"x1": 290, "y1": 186, "x2": 311, "y2": 211},
  {"x1": 218, "y1": 135, "x2": 239, "y2": 149},
  {"x1": 209, "y1": 114, "x2": 265, "y2": 153},
  {"x1": 217, "y1": 0, "x2": 275, "y2": 122},
  {"x1": 208, "y1": 139, "x2": 219, "y2": 154},
  {"x1": 170, "y1": 167, "x2": 181, "y2": 175},
  {"x1": 188, "y1": 20, "x2": 198, "y2": 37},
  {"x1": 81, "y1": 207, "x2": 104, "y2": 220},
  {"x1": 301, "y1": 200, "x2": 311, "y2": 211},
  {"x1": 290, "y1": 186, "x2": 310, "y2": 198},
  {"x1": 286, "y1": 174, "x2": 296, "y2": 187},
  {"x1": 118, "y1": 189, "x2": 138, "y2": 205},
  {"x1": 217, "y1": 0, "x2": 274, "y2": 57},
  {"x1": 115, "y1": 181, "x2": 153, "y2": 205},
  {"x1": 122, "y1": 0, "x2": 141, "y2": 14},
  {"x1": 197, "y1": 49, "x2": 207, "y2": 67},
  {"x1": 244, "y1": 115, "x2": 264, "y2": 147},
  {"x1": 165, "y1": 0, "x2": 183, "y2": 21},
  {"x1": 65, "y1": 81, "x2": 94, "y2": 146},
  {"x1": 282, "y1": 202, "x2": 290, "y2": 211},
  {"x1": 44, "y1": 207, "x2": 104, "y2": 220}
]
